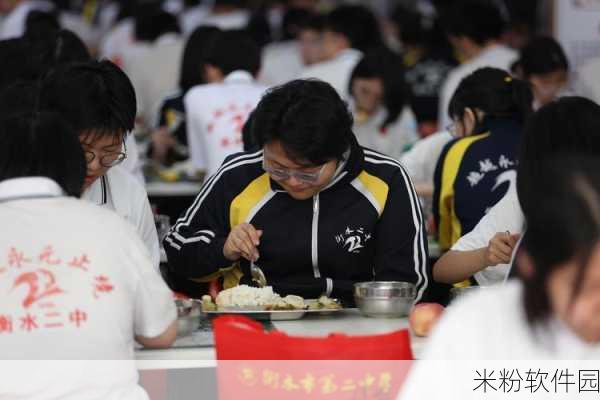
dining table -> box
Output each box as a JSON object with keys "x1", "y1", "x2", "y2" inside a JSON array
[{"x1": 135, "y1": 309, "x2": 426, "y2": 371}]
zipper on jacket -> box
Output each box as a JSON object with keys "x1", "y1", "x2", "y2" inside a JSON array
[{"x1": 311, "y1": 193, "x2": 321, "y2": 278}]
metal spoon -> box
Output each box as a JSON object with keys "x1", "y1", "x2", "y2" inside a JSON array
[{"x1": 250, "y1": 259, "x2": 267, "y2": 288}]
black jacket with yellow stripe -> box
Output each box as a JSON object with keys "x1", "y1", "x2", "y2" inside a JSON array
[{"x1": 164, "y1": 139, "x2": 430, "y2": 303}]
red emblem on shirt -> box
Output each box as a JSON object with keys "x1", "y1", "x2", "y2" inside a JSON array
[{"x1": 12, "y1": 269, "x2": 64, "y2": 308}]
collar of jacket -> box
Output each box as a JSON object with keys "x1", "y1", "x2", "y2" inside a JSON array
[{"x1": 268, "y1": 136, "x2": 364, "y2": 193}]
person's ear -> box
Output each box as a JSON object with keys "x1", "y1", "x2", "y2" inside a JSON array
[
  {"x1": 462, "y1": 107, "x2": 477, "y2": 136},
  {"x1": 516, "y1": 249, "x2": 536, "y2": 280}
]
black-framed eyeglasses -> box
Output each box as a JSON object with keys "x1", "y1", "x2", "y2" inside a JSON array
[
  {"x1": 262, "y1": 156, "x2": 326, "y2": 185},
  {"x1": 84, "y1": 141, "x2": 127, "y2": 167}
]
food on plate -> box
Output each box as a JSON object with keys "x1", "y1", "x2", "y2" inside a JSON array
[
  {"x1": 409, "y1": 302, "x2": 445, "y2": 337},
  {"x1": 199, "y1": 285, "x2": 343, "y2": 312},
  {"x1": 199, "y1": 285, "x2": 305, "y2": 311},
  {"x1": 307, "y1": 295, "x2": 342, "y2": 310}
]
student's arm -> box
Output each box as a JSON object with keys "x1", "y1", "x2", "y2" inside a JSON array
[
  {"x1": 136, "y1": 320, "x2": 177, "y2": 349},
  {"x1": 433, "y1": 232, "x2": 519, "y2": 284}
]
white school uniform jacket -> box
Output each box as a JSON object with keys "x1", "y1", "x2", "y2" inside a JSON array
[
  {"x1": 0, "y1": 177, "x2": 175, "y2": 399},
  {"x1": 184, "y1": 70, "x2": 267, "y2": 177},
  {"x1": 299, "y1": 48, "x2": 363, "y2": 99},
  {"x1": 258, "y1": 40, "x2": 304, "y2": 87},
  {"x1": 82, "y1": 166, "x2": 161, "y2": 271},
  {"x1": 451, "y1": 183, "x2": 524, "y2": 286},
  {"x1": 399, "y1": 130, "x2": 453, "y2": 186},
  {"x1": 438, "y1": 45, "x2": 517, "y2": 129}
]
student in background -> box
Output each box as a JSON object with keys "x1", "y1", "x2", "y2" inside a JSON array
[
  {"x1": 185, "y1": 30, "x2": 266, "y2": 178},
  {"x1": 438, "y1": 0, "x2": 517, "y2": 129},
  {"x1": 512, "y1": 36, "x2": 569, "y2": 109},
  {"x1": 433, "y1": 67, "x2": 531, "y2": 253},
  {"x1": 0, "y1": 111, "x2": 176, "y2": 399},
  {"x1": 348, "y1": 48, "x2": 418, "y2": 161},
  {"x1": 151, "y1": 25, "x2": 221, "y2": 166},
  {"x1": 299, "y1": 5, "x2": 382, "y2": 98},
  {"x1": 433, "y1": 97, "x2": 600, "y2": 287}
]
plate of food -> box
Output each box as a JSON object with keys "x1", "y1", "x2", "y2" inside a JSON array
[{"x1": 198, "y1": 285, "x2": 343, "y2": 321}]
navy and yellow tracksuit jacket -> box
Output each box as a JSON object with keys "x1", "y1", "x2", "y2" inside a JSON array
[
  {"x1": 164, "y1": 139, "x2": 430, "y2": 303},
  {"x1": 433, "y1": 118, "x2": 522, "y2": 252}
]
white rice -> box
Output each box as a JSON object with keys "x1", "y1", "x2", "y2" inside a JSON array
[{"x1": 216, "y1": 285, "x2": 282, "y2": 308}]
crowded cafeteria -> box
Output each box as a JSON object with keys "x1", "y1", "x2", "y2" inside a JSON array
[{"x1": 1, "y1": 0, "x2": 600, "y2": 399}]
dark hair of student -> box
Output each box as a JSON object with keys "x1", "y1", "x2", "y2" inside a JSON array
[
  {"x1": 0, "y1": 81, "x2": 39, "y2": 118},
  {"x1": 518, "y1": 156, "x2": 600, "y2": 327},
  {"x1": 517, "y1": 97, "x2": 600, "y2": 217},
  {"x1": 24, "y1": 10, "x2": 60, "y2": 41},
  {"x1": 31, "y1": 29, "x2": 91, "y2": 77},
  {"x1": 512, "y1": 36, "x2": 569, "y2": 78},
  {"x1": 0, "y1": 39, "x2": 37, "y2": 91},
  {"x1": 179, "y1": 25, "x2": 221, "y2": 93},
  {"x1": 38, "y1": 60, "x2": 137, "y2": 142},
  {"x1": 251, "y1": 79, "x2": 354, "y2": 166},
  {"x1": 516, "y1": 97, "x2": 600, "y2": 326},
  {"x1": 0, "y1": 112, "x2": 86, "y2": 197},
  {"x1": 391, "y1": 5, "x2": 426, "y2": 48},
  {"x1": 443, "y1": 0, "x2": 505, "y2": 45},
  {"x1": 297, "y1": 12, "x2": 324, "y2": 34},
  {"x1": 324, "y1": 5, "x2": 383, "y2": 53},
  {"x1": 281, "y1": 8, "x2": 315, "y2": 41},
  {"x1": 203, "y1": 30, "x2": 261, "y2": 77},
  {"x1": 135, "y1": 7, "x2": 180, "y2": 42},
  {"x1": 448, "y1": 67, "x2": 532, "y2": 129},
  {"x1": 349, "y1": 48, "x2": 410, "y2": 130}
]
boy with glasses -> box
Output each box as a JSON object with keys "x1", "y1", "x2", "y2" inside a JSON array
[
  {"x1": 165, "y1": 79, "x2": 430, "y2": 303},
  {"x1": 39, "y1": 60, "x2": 161, "y2": 271}
]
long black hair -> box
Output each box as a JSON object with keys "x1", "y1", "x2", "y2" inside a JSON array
[
  {"x1": 512, "y1": 36, "x2": 569, "y2": 78},
  {"x1": 179, "y1": 26, "x2": 221, "y2": 93},
  {"x1": 516, "y1": 97, "x2": 600, "y2": 326},
  {"x1": 349, "y1": 48, "x2": 410, "y2": 131}
]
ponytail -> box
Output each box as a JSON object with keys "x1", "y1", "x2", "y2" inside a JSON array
[{"x1": 448, "y1": 67, "x2": 533, "y2": 126}]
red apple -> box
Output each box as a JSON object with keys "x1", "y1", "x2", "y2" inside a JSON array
[{"x1": 409, "y1": 303, "x2": 445, "y2": 337}]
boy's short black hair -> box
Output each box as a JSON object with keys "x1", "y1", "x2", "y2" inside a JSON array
[
  {"x1": 443, "y1": 0, "x2": 505, "y2": 45},
  {"x1": 39, "y1": 60, "x2": 136, "y2": 141},
  {"x1": 0, "y1": 111, "x2": 86, "y2": 197},
  {"x1": 251, "y1": 79, "x2": 354, "y2": 165},
  {"x1": 0, "y1": 81, "x2": 39, "y2": 118},
  {"x1": 204, "y1": 30, "x2": 261, "y2": 77},
  {"x1": 324, "y1": 5, "x2": 382, "y2": 53},
  {"x1": 179, "y1": 26, "x2": 221, "y2": 93}
]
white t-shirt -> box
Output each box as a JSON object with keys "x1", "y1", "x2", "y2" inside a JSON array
[
  {"x1": 451, "y1": 184, "x2": 524, "y2": 286},
  {"x1": 121, "y1": 33, "x2": 184, "y2": 128},
  {"x1": 184, "y1": 70, "x2": 267, "y2": 177},
  {"x1": 258, "y1": 40, "x2": 304, "y2": 88},
  {"x1": 438, "y1": 45, "x2": 518, "y2": 129},
  {"x1": 0, "y1": 0, "x2": 53, "y2": 39},
  {"x1": 82, "y1": 166, "x2": 160, "y2": 271},
  {"x1": 299, "y1": 48, "x2": 363, "y2": 99},
  {"x1": 399, "y1": 130, "x2": 453, "y2": 186},
  {"x1": 98, "y1": 18, "x2": 135, "y2": 66},
  {"x1": 399, "y1": 280, "x2": 600, "y2": 400},
  {"x1": 352, "y1": 105, "x2": 419, "y2": 161},
  {"x1": 0, "y1": 177, "x2": 176, "y2": 399}
]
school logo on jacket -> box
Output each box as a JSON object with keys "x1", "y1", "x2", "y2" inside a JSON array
[{"x1": 335, "y1": 227, "x2": 372, "y2": 254}]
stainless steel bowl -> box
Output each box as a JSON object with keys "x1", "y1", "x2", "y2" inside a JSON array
[{"x1": 354, "y1": 281, "x2": 416, "y2": 318}]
